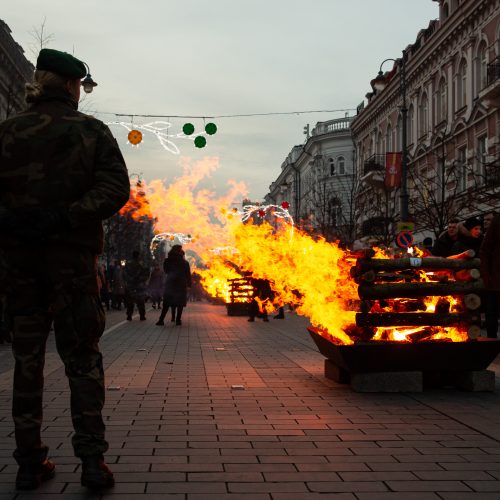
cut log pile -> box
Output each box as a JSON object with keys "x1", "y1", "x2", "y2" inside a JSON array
[{"x1": 351, "y1": 249, "x2": 483, "y2": 341}]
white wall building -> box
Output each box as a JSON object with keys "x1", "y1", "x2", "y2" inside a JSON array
[{"x1": 265, "y1": 116, "x2": 355, "y2": 243}]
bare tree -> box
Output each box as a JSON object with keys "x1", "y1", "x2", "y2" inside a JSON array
[
  {"x1": 28, "y1": 17, "x2": 55, "y2": 58},
  {"x1": 408, "y1": 131, "x2": 483, "y2": 238}
]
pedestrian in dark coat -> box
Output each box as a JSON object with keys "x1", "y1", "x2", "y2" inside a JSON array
[
  {"x1": 432, "y1": 219, "x2": 459, "y2": 257},
  {"x1": 123, "y1": 251, "x2": 150, "y2": 321},
  {"x1": 0, "y1": 48, "x2": 129, "y2": 490},
  {"x1": 156, "y1": 245, "x2": 191, "y2": 326},
  {"x1": 479, "y1": 213, "x2": 500, "y2": 339},
  {"x1": 148, "y1": 264, "x2": 164, "y2": 309},
  {"x1": 450, "y1": 217, "x2": 483, "y2": 256},
  {"x1": 248, "y1": 278, "x2": 273, "y2": 322}
]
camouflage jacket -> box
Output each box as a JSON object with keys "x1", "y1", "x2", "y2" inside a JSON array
[{"x1": 0, "y1": 89, "x2": 130, "y2": 253}]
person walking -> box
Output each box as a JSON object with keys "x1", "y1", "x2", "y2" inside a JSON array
[
  {"x1": 110, "y1": 260, "x2": 125, "y2": 310},
  {"x1": 0, "y1": 48, "x2": 130, "y2": 490},
  {"x1": 148, "y1": 263, "x2": 164, "y2": 309},
  {"x1": 156, "y1": 245, "x2": 191, "y2": 326},
  {"x1": 248, "y1": 278, "x2": 272, "y2": 322},
  {"x1": 123, "y1": 251, "x2": 149, "y2": 321},
  {"x1": 480, "y1": 212, "x2": 500, "y2": 339}
]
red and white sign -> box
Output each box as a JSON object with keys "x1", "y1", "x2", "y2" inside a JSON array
[{"x1": 385, "y1": 152, "x2": 402, "y2": 189}]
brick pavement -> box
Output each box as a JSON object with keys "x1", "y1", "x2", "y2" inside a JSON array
[{"x1": 1, "y1": 302, "x2": 500, "y2": 499}]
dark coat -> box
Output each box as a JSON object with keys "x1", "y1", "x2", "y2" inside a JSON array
[
  {"x1": 431, "y1": 231, "x2": 458, "y2": 257},
  {"x1": 480, "y1": 214, "x2": 500, "y2": 291},
  {"x1": 450, "y1": 224, "x2": 483, "y2": 256},
  {"x1": 163, "y1": 255, "x2": 191, "y2": 306}
]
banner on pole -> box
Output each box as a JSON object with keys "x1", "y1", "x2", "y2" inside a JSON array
[{"x1": 385, "y1": 152, "x2": 402, "y2": 189}]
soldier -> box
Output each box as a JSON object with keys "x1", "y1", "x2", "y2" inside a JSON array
[{"x1": 0, "y1": 49, "x2": 130, "y2": 490}]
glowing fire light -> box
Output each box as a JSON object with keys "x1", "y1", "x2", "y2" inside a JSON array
[{"x1": 125, "y1": 157, "x2": 472, "y2": 345}]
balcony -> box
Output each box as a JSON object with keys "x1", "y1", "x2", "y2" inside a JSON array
[
  {"x1": 361, "y1": 154, "x2": 385, "y2": 188},
  {"x1": 478, "y1": 57, "x2": 500, "y2": 109}
]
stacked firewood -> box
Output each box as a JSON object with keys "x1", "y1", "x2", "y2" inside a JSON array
[{"x1": 350, "y1": 249, "x2": 483, "y2": 342}]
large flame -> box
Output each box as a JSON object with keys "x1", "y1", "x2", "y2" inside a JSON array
[{"x1": 130, "y1": 157, "x2": 471, "y2": 345}]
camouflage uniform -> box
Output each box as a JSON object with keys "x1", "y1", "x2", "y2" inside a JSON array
[{"x1": 0, "y1": 88, "x2": 130, "y2": 465}]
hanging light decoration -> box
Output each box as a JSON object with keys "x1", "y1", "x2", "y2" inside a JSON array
[
  {"x1": 194, "y1": 136, "x2": 207, "y2": 148},
  {"x1": 182, "y1": 123, "x2": 195, "y2": 135},
  {"x1": 127, "y1": 129, "x2": 143, "y2": 146},
  {"x1": 205, "y1": 122, "x2": 217, "y2": 135}
]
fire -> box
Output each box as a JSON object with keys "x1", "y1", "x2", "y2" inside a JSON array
[
  {"x1": 119, "y1": 181, "x2": 153, "y2": 220},
  {"x1": 133, "y1": 157, "x2": 473, "y2": 346}
]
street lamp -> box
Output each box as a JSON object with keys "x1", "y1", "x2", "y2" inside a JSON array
[
  {"x1": 81, "y1": 62, "x2": 98, "y2": 94},
  {"x1": 371, "y1": 50, "x2": 409, "y2": 222}
]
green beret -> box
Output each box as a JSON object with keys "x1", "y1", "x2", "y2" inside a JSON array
[{"x1": 36, "y1": 48, "x2": 87, "y2": 79}]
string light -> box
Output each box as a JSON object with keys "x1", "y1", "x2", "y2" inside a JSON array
[{"x1": 106, "y1": 121, "x2": 213, "y2": 154}]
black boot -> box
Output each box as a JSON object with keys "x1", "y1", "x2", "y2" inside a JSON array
[
  {"x1": 81, "y1": 456, "x2": 114, "y2": 490},
  {"x1": 16, "y1": 458, "x2": 55, "y2": 490}
]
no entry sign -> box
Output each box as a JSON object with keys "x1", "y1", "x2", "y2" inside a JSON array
[{"x1": 395, "y1": 230, "x2": 414, "y2": 248}]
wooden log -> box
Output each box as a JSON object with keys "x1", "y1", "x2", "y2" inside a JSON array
[
  {"x1": 355, "y1": 312, "x2": 477, "y2": 327},
  {"x1": 360, "y1": 271, "x2": 417, "y2": 283},
  {"x1": 467, "y1": 324, "x2": 481, "y2": 339},
  {"x1": 463, "y1": 294, "x2": 482, "y2": 310},
  {"x1": 454, "y1": 269, "x2": 481, "y2": 282},
  {"x1": 447, "y1": 249, "x2": 475, "y2": 260},
  {"x1": 358, "y1": 280, "x2": 484, "y2": 300},
  {"x1": 435, "y1": 298, "x2": 450, "y2": 314},
  {"x1": 356, "y1": 257, "x2": 480, "y2": 273}
]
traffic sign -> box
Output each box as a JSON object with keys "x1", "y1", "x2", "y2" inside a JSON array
[
  {"x1": 396, "y1": 222, "x2": 415, "y2": 232},
  {"x1": 395, "y1": 230, "x2": 414, "y2": 248}
]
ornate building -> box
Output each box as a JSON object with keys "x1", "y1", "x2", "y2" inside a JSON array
[
  {"x1": 0, "y1": 19, "x2": 34, "y2": 120},
  {"x1": 265, "y1": 116, "x2": 355, "y2": 243},
  {"x1": 350, "y1": 0, "x2": 499, "y2": 243}
]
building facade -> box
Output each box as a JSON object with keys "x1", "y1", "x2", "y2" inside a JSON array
[
  {"x1": 0, "y1": 19, "x2": 34, "y2": 120},
  {"x1": 350, "y1": 0, "x2": 500, "y2": 244},
  {"x1": 265, "y1": 116, "x2": 355, "y2": 243}
]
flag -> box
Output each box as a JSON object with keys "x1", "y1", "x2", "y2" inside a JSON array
[{"x1": 385, "y1": 152, "x2": 402, "y2": 189}]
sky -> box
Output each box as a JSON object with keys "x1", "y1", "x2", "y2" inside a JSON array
[{"x1": 5, "y1": 0, "x2": 439, "y2": 201}]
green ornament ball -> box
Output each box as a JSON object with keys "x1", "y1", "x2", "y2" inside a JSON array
[
  {"x1": 205, "y1": 122, "x2": 217, "y2": 135},
  {"x1": 194, "y1": 136, "x2": 207, "y2": 148},
  {"x1": 183, "y1": 123, "x2": 195, "y2": 135}
]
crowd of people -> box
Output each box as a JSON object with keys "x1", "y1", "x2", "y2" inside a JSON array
[
  {"x1": 425, "y1": 212, "x2": 499, "y2": 339},
  {"x1": 95, "y1": 246, "x2": 203, "y2": 325}
]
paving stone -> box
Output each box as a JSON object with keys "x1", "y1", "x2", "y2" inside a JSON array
[{"x1": 0, "y1": 305, "x2": 499, "y2": 498}]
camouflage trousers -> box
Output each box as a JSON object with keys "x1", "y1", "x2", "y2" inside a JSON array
[{"x1": 4, "y1": 244, "x2": 108, "y2": 464}]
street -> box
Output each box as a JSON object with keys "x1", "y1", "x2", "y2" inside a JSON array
[{"x1": 1, "y1": 302, "x2": 500, "y2": 499}]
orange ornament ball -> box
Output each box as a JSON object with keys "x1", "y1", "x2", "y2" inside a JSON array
[{"x1": 128, "y1": 129, "x2": 143, "y2": 145}]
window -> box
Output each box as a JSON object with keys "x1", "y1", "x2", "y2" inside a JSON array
[
  {"x1": 456, "y1": 146, "x2": 467, "y2": 192},
  {"x1": 477, "y1": 135, "x2": 487, "y2": 179},
  {"x1": 329, "y1": 198, "x2": 342, "y2": 227},
  {"x1": 376, "y1": 129, "x2": 383, "y2": 154},
  {"x1": 437, "y1": 78, "x2": 447, "y2": 123},
  {"x1": 457, "y1": 59, "x2": 467, "y2": 109},
  {"x1": 329, "y1": 158, "x2": 335, "y2": 176},
  {"x1": 396, "y1": 115, "x2": 402, "y2": 150},
  {"x1": 337, "y1": 156, "x2": 345, "y2": 175},
  {"x1": 407, "y1": 105, "x2": 414, "y2": 146},
  {"x1": 386, "y1": 124, "x2": 393, "y2": 152},
  {"x1": 419, "y1": 94, "x2": 428, "y2": 137},
  {"x1": 475, "y1": 42, "x2": 488, "y2": 94},
  {"x1": 442, "y1": 2, "x2": 449, "y2": 20}
]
